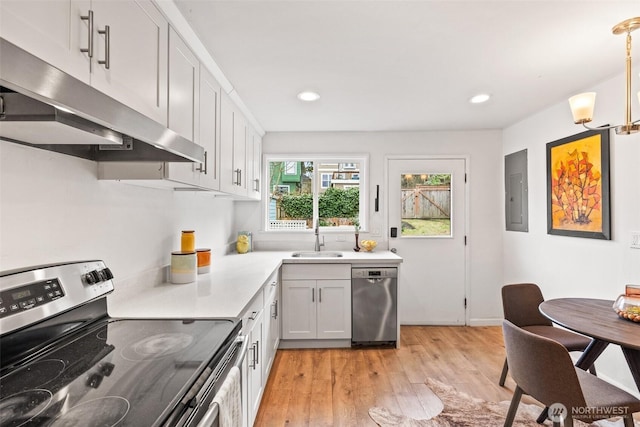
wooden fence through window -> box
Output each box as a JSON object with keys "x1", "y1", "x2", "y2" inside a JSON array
[{"x1": 401, "y1": 185, "x2": 451, "y2": 219}]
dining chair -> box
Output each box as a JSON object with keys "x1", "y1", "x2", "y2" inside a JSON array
[
  {"x1": 502, "y1": 320, "x2": 640, "y2": 427},
  {"x1": 499, "y1": 283, "x2": 595, "y2": 386}
]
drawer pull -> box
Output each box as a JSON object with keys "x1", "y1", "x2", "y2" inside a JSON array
[{"x1": 249, "y1": 311, "x2": 258, "y2": 320}]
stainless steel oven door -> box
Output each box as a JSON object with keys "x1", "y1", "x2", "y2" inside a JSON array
[{"x1": 192, "y1": 335, "x2": 249, "y2": 427}]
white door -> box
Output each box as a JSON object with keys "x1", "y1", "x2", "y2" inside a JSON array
[{"x1": 388, "y1": 157, "x2": 467, "y2": 325}]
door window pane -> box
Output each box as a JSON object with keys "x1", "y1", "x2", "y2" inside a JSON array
[{"x1": 400, "y1": 173, "x2": 451, "y2": 236}]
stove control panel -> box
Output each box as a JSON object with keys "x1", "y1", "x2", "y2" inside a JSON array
[
  {"x1": 82, "y1": 268, "x2": 114, "y2": 285},
  {"x1": 0, "y1": 278, "x2": 66, "y2": 318},
  {"x1": 0, "y1": 260, "x2": 115, "y2": 334}
]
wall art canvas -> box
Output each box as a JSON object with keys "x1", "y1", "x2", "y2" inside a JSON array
[{"x1": 546, "y1": 128, "x2": 610, "y2": 240}]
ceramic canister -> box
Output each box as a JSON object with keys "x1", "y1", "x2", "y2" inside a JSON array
[
  {"x1": 170, "y1": 251, "x2": 197, "y2": 284},
  {"x1": 196, "y1": 248, "x2": 211, "y2": 274}
]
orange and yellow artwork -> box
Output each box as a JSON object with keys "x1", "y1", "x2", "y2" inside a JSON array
[{"x1": 549, "y1": 134, "x2": 603, "y2": 233}]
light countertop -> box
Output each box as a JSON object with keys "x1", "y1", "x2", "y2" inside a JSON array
[{"x1": 107, "y1": 250, "x2": 402, "y2": 319}]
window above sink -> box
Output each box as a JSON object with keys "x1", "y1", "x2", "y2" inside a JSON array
[{"x1": 264, "y1": 155, "x2": 368, "y2": 233}]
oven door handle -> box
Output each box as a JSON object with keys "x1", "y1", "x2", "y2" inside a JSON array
[
  {"x1": 234, "y1": 334, "x2": 249, "y2": 369},
  {"x1": 196, "y1": 334, "x2": 248, "y2": 427},
  {"x1": 197, "y1": 402, "x2": 219, "y2": 427}
]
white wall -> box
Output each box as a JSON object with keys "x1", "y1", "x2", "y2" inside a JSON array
[
  {"x1": 503, "y1": 71, "x2": 640, "y2": 393},
  {"x1": 235, "y1": 130, "x2": 505, "y2": 324},
  {"x1": 0, "y1": 141, "x2": 237, "y2": 287}
]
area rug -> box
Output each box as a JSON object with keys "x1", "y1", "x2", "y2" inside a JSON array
[{"x1": 369, "y1": 378, "x2": 636, "y2": 427}]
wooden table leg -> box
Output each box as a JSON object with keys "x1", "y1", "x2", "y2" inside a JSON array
[
  {"x1": 575, "y1": 339, "x2": 609, "y2": 371},
  {"x1": 621, "y1": 347, "x2": 640, "y2": 390}
]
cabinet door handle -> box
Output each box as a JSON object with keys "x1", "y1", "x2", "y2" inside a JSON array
[
  {"x1": 271, "y1": 300, "x2": 278, "y2": 319},
  {"x1": 196, "y1": 151, "x2": 208, "y2": 174},
  {"x1": 249, "y1": 343, "x2": 257, "y2": 369},
  {"x1": 311, "y1": 288, "x2": 315, "y2": 303},
  {"x1": 98, "y1": 25, "x2": 110, "y2": 69},
  {"x1": 80, "y1": 10, "x2": 94, "y2": 58},
  {"x1": 238, "y1": 169, "x2": 242, "y2": 186},
  {"x1": 255, "y1": 340, "x2": 259, "y2": 366},
  {"x1": 254, "y1": 178, "x2": 260, "y2": 192},
  {"x1": 319, "y1": 288, "x2": 322, "y2": 303}
]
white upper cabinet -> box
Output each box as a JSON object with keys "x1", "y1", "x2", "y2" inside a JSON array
[
  {"x1": 247, "y1": 127, "x2": 262, "y2": 200},
  {"x1": 163, "y1": 26, "x2": 201, "y2": 186},
  {"x1": 220, "y1": 93, "x2": 248, "y2": 197},
  {"x1": 198, "y1": 66, "x2": 222, "y2": 190},
  {"x1": 0, "y1": 0, "x2": 168, "y2": 125},
  {"x1": 0, "y1": 0, "x2": 91, "y2": 84},
  {"x1": 168, "y1": 27, "x2": 199, "y2": 142},
  {"x1": 90, "y1": 0, "x2": 168, "y2": 125}
]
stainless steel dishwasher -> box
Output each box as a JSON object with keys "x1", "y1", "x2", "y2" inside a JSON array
[{"x1": 351, "y1": 267, "x2": 397, "y2": 346}]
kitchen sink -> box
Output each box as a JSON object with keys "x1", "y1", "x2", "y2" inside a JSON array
[{"x1": 291, "y1": 251, "x2": 343, "y2": 258}]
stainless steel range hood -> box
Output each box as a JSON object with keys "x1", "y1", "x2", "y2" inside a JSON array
[{"x1": 0, "y1": 38, "x2": 204, "y2": 163}]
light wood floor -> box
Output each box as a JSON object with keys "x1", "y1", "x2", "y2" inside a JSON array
[{"x1": 255, "y1": 325, "x2": 532, "y2": 426}]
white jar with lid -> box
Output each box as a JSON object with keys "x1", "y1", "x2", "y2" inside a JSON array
[{"x1": 170, "y1": 251, "x2": 197, "y2": 284}]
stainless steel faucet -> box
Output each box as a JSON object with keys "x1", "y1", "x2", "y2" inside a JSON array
[{"x1": 314, "y1": 223, "x2": 324, "y2": 252}]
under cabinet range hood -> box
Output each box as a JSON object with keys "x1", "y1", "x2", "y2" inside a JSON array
[
  {"x1": 0, "y1": 38, "x2": 204, "y2": 163},
  {"x1": 0, "y1": 91, "x2": 124, "y2": 146}
]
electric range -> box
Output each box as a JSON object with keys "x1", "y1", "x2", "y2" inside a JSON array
[{"x1": 0, "y1": 261, "x2": 245, "y2": 427}]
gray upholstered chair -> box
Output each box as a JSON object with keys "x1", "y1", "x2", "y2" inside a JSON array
[
  {"x1": 499, "y1": 283, "x2": 594, "y2": 386},
  {"x1": 502, "y1": 320, "x2": 640, "y2": 427}
]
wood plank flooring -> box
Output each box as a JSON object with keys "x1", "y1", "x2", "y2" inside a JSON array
[{"x1": 255, "y1": 326, "x2": 530, "y2": 426}]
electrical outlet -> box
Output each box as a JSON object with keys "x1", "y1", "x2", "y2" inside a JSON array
[{"x1": 631, "y1": 232, "x2": 640, "y2": 249}]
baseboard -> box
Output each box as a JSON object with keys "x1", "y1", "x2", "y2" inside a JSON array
[
  {"x1": 399, "y1": 319, "x2": 502, "y2": 326},
  {"x1": 469, "y1": 318, "x2": 503, "y2": 326},
  {"x1": 278, "y1": 339, "x2": 351, "y2": 349}
]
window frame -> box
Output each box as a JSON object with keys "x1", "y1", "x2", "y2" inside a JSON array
[{"x1": 264, "y1": 154, "x2": 369, "y2": 232}]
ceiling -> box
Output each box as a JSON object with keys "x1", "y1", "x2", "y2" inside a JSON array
[{"x1": 173, "y1": 1, "x2": 640, "y2": 133}]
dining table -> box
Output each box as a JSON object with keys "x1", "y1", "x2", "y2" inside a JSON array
[{"x1": 539, "y1": 298, "x2": 640, "y2": 391}]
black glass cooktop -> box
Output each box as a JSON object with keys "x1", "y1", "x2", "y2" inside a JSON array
[{"x1": 0, "y1": 317, "x2": 240, "y2": 427}]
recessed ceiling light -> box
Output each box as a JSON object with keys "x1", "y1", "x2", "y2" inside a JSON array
[
  {"x1": 297, "y1": 91, "x2": 320, "y2": 102},
  {"x1": 470, "y1": 94, "x2": 491, "y2": 104}
]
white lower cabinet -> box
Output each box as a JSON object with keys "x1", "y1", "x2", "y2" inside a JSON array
[
  {"x1": 241, "y1": 294, "x2": 263, "y2": 427},
  {"x1": 241, "y1": 270, "x2": 280, "y2": 427},
  {"x1": 263, "y1": 272, "x2": 280, "y2": 376},
  {"x1": 281, "y1": 264, "x2": 351, "y2": 340}
]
